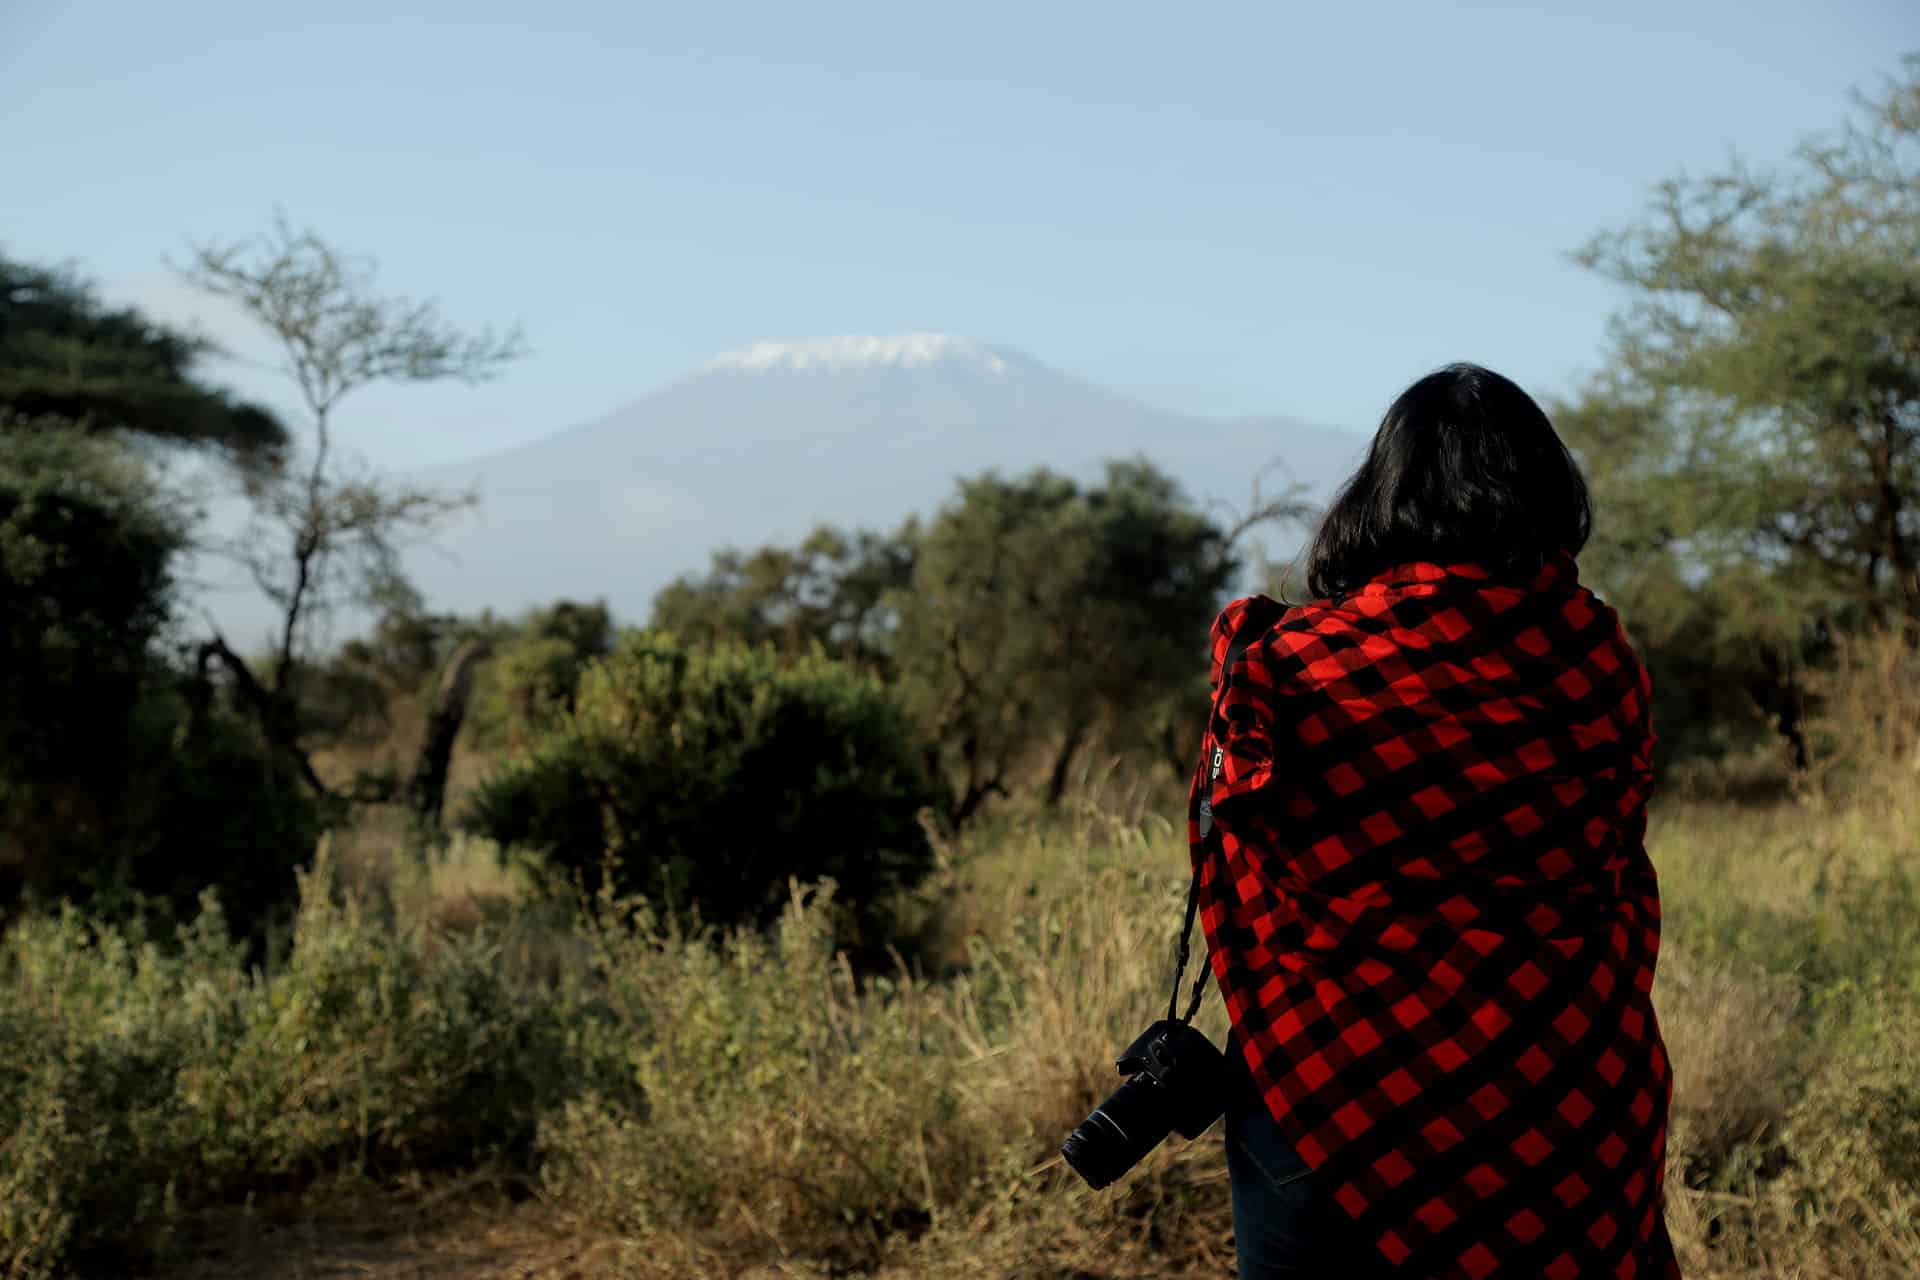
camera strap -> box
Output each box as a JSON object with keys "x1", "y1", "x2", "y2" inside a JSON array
[{"x1": 1169, "y1": 596, "x2": 1287, "y2": 1026}]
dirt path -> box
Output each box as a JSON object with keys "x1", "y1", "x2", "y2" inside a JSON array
[{"x1": 162, "y1": 1191, "x2": 626, "y2": 1280}]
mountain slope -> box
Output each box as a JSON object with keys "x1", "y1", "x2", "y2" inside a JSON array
[{"x1": 405, "y1": 335, "x2": 1367, "y2": 621}]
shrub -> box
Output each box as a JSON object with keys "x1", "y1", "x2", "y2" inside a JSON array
[
  {"x1": 0, "y1": 427, "x2": 321, "y2": 941},
  {"x1": 0, "y1": 901, "x2": 252, "y2": 1275},
  {"x1": 540, "y1": 822, "x2": 1250, "y2": 1279},
  {"x1": 1805, "y1": 625, "x2": 1920, "y2": 804},
  {"x1": 8, "y1": 662, "x2": 324, "y2": 945},
  {"x1": 10, "y1": 625, "x2": 1920, "y2": 1278},
  {"x1": 0, "y1": 427, "x2": 184, "y2": 913},
  {"x1": 539, "y1": 882, "x2": 981, "y2": 1273},
  {"x1": 121, "y1": 684, "x2": 325, "y2": 938},
  {"x1": 466, "y1": 632, "x2": 939, "y2": 938},
  {"x1": 0, "y1": 848, "x2": 585, "y2": 1277},
  {"x1": 466, "y1": 599, "x2": 615, "y2": 750}
]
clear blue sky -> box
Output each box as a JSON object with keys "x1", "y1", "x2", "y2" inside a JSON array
[{"x1": 3, "y1": 1, "x2": 1911, "y2": 468}]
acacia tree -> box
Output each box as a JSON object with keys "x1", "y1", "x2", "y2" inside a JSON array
[
  {"x1": 1, "y1": 252, "x2": 274, "y2": 869},
  {"x1": 0, "y1": 253, "x2": 285, "y2": 466},
  {"x1": 895, "y1": 458, "x2": 1298, "y2": 823},
  {"x1": 178, "y1": 217, "x2": 526, "y2": 795},
  {"x1": 650, "y1": 522, "x2": 918, "y2": 674},
  {"x1": 1556, "y1": 58, "x2": 1920, "y2": 768},
  {"x1": 0, "y1": 260, "x2": 326, "y2": 929}
]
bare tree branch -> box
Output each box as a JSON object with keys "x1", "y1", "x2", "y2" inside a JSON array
[
  {"x1": 174, "y1": 216, "x2": 524, "y2": 802},
  {"x1": 1219, "y1": 457, "x2": 1316, "y2": 548},
  {"x1": 196, "y1": 625, "x2": 333, "y2": 799}
]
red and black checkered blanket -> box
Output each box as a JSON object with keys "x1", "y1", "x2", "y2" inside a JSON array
[{"x1": 1188, "y1": 550, "x2": 1679, "y2": 1277}]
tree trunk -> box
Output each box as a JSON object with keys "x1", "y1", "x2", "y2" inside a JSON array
[
  {"x1": 1869, "y1": 413, "x2": 1919, "y2": 622},
  {"x1": 1777, "y1": 693, "x2": 1810, "y2": 774},
  {"x1": 1751, "y1": 648, "x2": 1810, "y2": 774},
  {"x1": 406, "y1": 637, "x2": 492, "y2": 827},
  {"x1": 946, "y1": 730, "x2": 1004, "y2": 829},
  {"x1": 199, "y1": 634, "x2": 331, "y2": 798},
  {"x1": 1044, "y1": 721, "x2": 1089, "y2": 807},
  {"x1": 1159, "y1": 708, "x2": 1207, "y2": 780},
  {"x1": 949, "y1": 779, "x2": 1005, "y2": 829}
]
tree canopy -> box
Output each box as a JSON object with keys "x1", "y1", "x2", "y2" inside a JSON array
[
  {"x1": 651, "y1": 523, "x2": 916, "y2": 674},
  {"x1": 894, "y1": 458, "x2": 1241, "y2": 820},
  {"x1": 176, "y1": 217, "x2": 527, "y2": 799},
  {"x1": 0, "y1": 254, "x2": 285, "y2": 467},
  {"x1": 1557, "y1": 57, "x2": 1920, "y2": 764}
]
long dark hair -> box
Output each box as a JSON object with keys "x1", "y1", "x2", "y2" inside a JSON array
[{"x1": 1301, "y1": 363, "x2": 1591, "y2": 598}]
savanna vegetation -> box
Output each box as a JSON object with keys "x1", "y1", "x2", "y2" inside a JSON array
[{"x1": 2, "y1": 58, "x2": 1916, "y2": 1280}]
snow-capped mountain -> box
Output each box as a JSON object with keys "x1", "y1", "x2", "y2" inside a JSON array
[
  {"x1": 702, "y1": 333, "x2": 1014, "y2": 374},
  {"x1": 393, "y1": 335, "x2": 1369, "y2": 624},
  {"x1": 183, "y1": 336, "x2": 1364, "y2": 638}
]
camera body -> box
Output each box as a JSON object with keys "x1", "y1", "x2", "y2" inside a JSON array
[
  {"x1": 1059, "y1": 1018, "x2": 1231, "y2": 1189},
  {"x1": 1060, "y1": 598, "x2": 1283, "y2": 1192}
]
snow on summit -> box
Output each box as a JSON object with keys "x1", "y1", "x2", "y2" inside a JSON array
[{"x1": 705, "y1": 333, "x2": 1010, "y2": 374}]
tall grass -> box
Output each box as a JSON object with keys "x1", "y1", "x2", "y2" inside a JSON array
[
  {"x1": 4, "y1": 635, "x2": 1918, "y2": 1278},
  {"x1": 0, "y1": 852, "x2": 585, "y2": 1277},
  {"x1": 1647, "y1": 629, "x2": 1920, "y2": 1278}
]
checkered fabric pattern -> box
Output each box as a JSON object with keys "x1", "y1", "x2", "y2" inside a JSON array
[{"x1": 1188, "y1": 550, "x2": 1679, "y2": 1277}]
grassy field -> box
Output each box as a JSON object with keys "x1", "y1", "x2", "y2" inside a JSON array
[{"x1": 5, "y1": 662, "x2": 1918, "y2": 1278}]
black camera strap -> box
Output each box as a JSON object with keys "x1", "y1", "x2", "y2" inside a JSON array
[{"x1": 1170, "y1": 597, "x2": 1286, "y2": 1027}]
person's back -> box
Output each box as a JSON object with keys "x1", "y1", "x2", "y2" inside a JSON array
[{"x1": 1194, "y1": 363, "x2": 1679, "y2": 1278}]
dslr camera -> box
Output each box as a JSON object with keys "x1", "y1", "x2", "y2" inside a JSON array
[
  {"x1": 1059, "y1": 1017, "x2": 1232, "y2": 1189},
  {"x1": 1062, "y1": 596, "x2": 1279, "y2": 1190}
]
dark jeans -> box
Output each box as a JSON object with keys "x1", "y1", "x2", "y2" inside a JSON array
[{"x1": 1224, "y1": 1096, "x2": 1381, "y2": 1278}]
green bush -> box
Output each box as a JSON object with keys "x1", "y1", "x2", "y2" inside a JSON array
[
  {"x1": 0, "y1": 427, "x2": 183, "y2": 910},
  {"x1": 115, "y1": 684, "x2": 324, "y2": 937},
  {"x1": 536, "y1": 822, "x2": 1247, "y2": 1279},
  {"x1": 465, "y1": 632, "x2": 939, "y2": 939},
  {"x1": 8, "y1": 783, "x2": 1916, "y2": 1277},
  {"x1": 0, "y1": 848, "x2": 586, "y2": 1277},
  {"x1": 466, "y1": 599, "x2": 615, "y2": 750},
  {"x1": 0, "y1": 427, "x2": 321, "y2": 940},
  {"x1": 540, "y1": 882, "x2": 981, "y2": 1272},
  {"x1": 7, "y1": 657, "x2": 324, "y2": 944}
]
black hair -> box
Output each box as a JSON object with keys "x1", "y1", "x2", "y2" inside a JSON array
[{"x1": 1301, "y1": 363, "x2": 1591, "y2": 599}]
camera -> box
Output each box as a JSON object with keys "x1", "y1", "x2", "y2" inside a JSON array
[
  {"x1": 1058, "y1": 597, "x2": 1280, "y2": 1191},
  {"x1": 1060, "y1": 1018, "x2": 1232, "y2": 1189}
]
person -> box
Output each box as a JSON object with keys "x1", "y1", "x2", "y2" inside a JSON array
[{"x1": 1190, "y1": 363, "x2": 1679, "y2": 1278}]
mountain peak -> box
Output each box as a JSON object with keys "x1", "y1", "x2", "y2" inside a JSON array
[{"x1": 704, "y1": 333, "x2": 1010, "y2": 375}]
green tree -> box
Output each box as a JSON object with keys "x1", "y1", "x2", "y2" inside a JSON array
[
  {"x1": 0, "y1": 431, "x2": 184, "y2": 848},
  {"x1": 650, "y1": 523, "x2": 917, "y2": 674},
  {"x1": 468, "y1": 599, "x2": 616, "y2": 750},
  {"x1": 896, "y1": 458, "x2": 1267, "y2": 823},
  {"x1": 1558, "y1": 57, "x2": 1920, "y2": 767},
  {"x1": 335, "y1": 582, "x2": 481, "y2": 693},
  {"x1": 0, "y1": 429, "x2": 317, "y2": 929},
  {"x1": 292, "y1": 586, "x2": 493, "y2": 801},
  {"x1": 0, "y1": 253, "x2": 285, "y2": 467},
  {"x1": 0, "y1": 255, "x2": 330, "y2": 935},
  {"x1": 465, "y1": 632, "x2": 937, "y2": 943}
]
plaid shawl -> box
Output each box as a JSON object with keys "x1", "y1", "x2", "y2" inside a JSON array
[{"x1": 1187, "y1": 550, "x2": 1679, "y2": 1277}]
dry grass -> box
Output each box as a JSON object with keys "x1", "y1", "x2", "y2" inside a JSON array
[
  {"x1": 1644, "y1": 631, "x2": 1920, "y2": 1278},
  {"x1": 161, "y1": 762, "x2": 1916, "y2": 1280},
  {"x1": 163, "y1": 1182, "x2": 616, "y2": 1280},
  {"x1": 11, "y1": 634, "x2": 1917, "y2": 1279}
]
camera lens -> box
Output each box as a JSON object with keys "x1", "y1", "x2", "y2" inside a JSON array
[{"x1": 1060, "y1": 1074, "x2": 1178, "y2": 1189}]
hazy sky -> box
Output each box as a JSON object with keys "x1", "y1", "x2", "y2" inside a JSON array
[{"x1": 3, "y1": 1, "x2": 1911, "y2": 468}]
